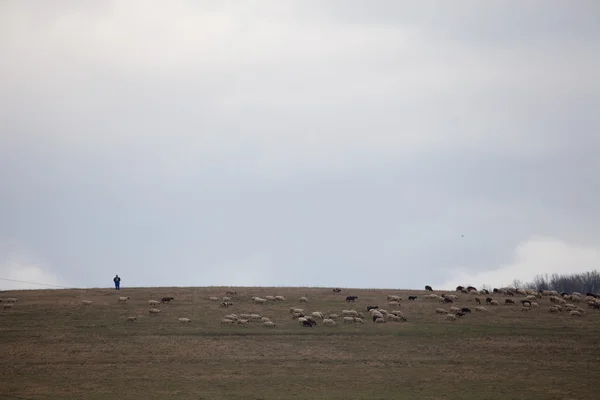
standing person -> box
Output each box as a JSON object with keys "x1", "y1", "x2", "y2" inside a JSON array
[{"x1": 113, "y1": 275, "x2": 121, "y2": 290}]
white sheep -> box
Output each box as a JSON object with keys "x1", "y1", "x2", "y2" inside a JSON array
[
  {"x1": 490, "y1": 300, "x2": 500, "y2": 306},
  {"x1": 225, "y1": 314, "x2": 238, "y2": 320},
  {"x1": 253, "y1": 297, "x2": 267, "y2": 305},
  {"x1": 525, "y1": 295, "x2": 537, "y2": 301},
  {"x1": 521, "y1": 307, "x2": 530, "y2": 312},
  {"x1": 237, "y1": 319, "x2": 249, "y2": 326},
  {"x1": 531, "y1": 302, "x2": 539, "y2": 307},
  {"x1": 388, "y1": 301, "x2": 401, "y2": 308},
  {"x1": 275, "y1": 295, "x2": 286, "y2": 301},
  {"x1": 390, "y1": 310, "x2": 404, "y2": 316},
  {"x1": 570, "y1": 310, "x2": 582, "y2": 316},
  {"x1": 82, "y1": 300, "x2": 93, "y2": 306},
  {"x1": 297, "y1": 317, "x2": 308, "y2": 323},
  {"x1": 118, "y1": 296, "x2": 130, "y2": 303},
  {"x1": 323, "y1": 318, "x2": 336, "y2": 326},
  {"x1": 354, "y1": 317, "x2": 364, "y2": 324},
  {"x1": 265, "y1": 296, "x2": 276, "y2": 301},
  {"x1": 223, "y1": 296, "x2": 231, "y2": 302},
  {"x1": 149, "y1": 300, "x2": 160, "y2": 306},
  {"x1": 178, "y1": 318, "x2": 191, "y2": 323},
  {"x1": 261, "y1": 317, "x2": 271, "y2": 322},
  {"x1": 149, "y1": 308, "x2": 161, "y2": 314},
  {"x1": 342, "y1": 310, "x2": 358, "y2": 317},
  {"x1": 475, "y1": 306, "x2": 487, "y2": 312},
  {"x1": 311, "y1": 311, "x2": 324, "y2": 319},
  {"x1": 299, "y1": 296, "x2": 308, "y2": 303},
  {"x1": 343, "y1": 316, "x2": 355, "y2": 324},
  {"x1": 328, "y1": 313, "x2": 339, "y2": 319},
  {"x1": 221, "y1": 318, "x2": 235, "y2": 324},
  {"x1": 209, "y1": 297, "x2": 219, "y2": 301},
  {"x1": 387, "y1": 295, "x2": 401, "y2": 301},
  {"x1": 374, "y1": 317, "x2": 385, "y2": 324},
  {"x1": 446, "y1": 313, "x2": 456, "y2": 321},
  {"x1": 290, "y1": 307, "x2": 304, "y2": 314},
  {"x1": 449, "y1": 306, "x2": 460, "y2": 313},
  {"x1": 263, "y1": 321, "x2": 276, "y2": 328},
  {"x1": 436, "y1": 308, "x2": 447, "y2": 314}
]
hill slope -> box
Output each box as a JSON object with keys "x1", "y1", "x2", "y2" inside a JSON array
[{"x1": 1, "y1": 286, "x2": 599, "y2": 400}]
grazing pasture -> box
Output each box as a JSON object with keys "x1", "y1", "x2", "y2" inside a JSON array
[{"x1": 1, "y1": 286, "x2": 600, "y2": 400}]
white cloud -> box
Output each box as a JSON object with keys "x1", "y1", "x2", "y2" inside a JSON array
[
  {"x1": 437, "y1": 236, "x2": 600, "y2": 290},
  {"x1": 0, "y1": 244, "x2": 67, "y2": 290}
]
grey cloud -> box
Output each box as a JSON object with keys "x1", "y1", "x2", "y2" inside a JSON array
[{"x1": 1, "y1": 1, "x2": 599, "y2": 289}]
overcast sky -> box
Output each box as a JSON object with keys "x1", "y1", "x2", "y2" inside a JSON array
[{"x1": 1, "y1": 1, "x2": 599, "y2": 291}]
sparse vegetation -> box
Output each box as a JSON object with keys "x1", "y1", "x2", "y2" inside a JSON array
[
  {"x1": 524, "y1": 270, "x2": 600, "y2": 293},
  {"x1": 1, "y1": 285, "x2": 599, "y2": 399}
]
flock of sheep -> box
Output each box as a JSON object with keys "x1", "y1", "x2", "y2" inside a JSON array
[{"x1": 2, "y1": 285, "x2": 598, "y2": 328}]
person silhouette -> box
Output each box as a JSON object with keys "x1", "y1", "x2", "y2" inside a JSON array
[{"x1": 113, "y1": 275, "x2": 121, "y2": 290}]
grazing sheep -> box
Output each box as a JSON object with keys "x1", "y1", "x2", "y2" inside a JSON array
[
  {"x1": 374, "y1": 317, "x2": 385, "y2": 324},
  {"x1": 301, "y1": 320, "x2": 314, "y2": 327},
  {"x1": 82, "y1": 300, "x2": 93, "y2": 306},
  {"x1": 443, "y1": 298, "x2": 454, "y2": 304},
  {"x1": 388, "y1": 301, "x2": 401, "y2": 308},
  {"x1": 449, "y1": 306, "x2": 460, "y2": 313},
  {"x1": 126, "y1": 316, "x2": 137, "y2": 322},
  {"x1": 525, "y1": 295, "x2": 537, "y2": 301},
  {"x1": 275, "y1": 296, "x2": 286, "y2": 301},
  {"x1": 117, "y1": 296, "x2": 130, "y2": 303},
  {"x1": 353, "y1": 317, "x2": 364, "y2": 324},
  {"x1": 366, "y1": 305, "x2": 379, "y2": 311},
  {"x1": 299, "y1": 297, "x2": 309, "y2": 303},
  {"x1": 455, "y1": 311, "x2": 466, "y2": 317},
  {"x1": 178, "y1": 318, "x2": 191, "y2": 323},
  {"x1": 223, "y1": 296, "x2": 231, "y2": 302},
  {"x1": 342, "y1": 310, "x2": 359, "y2": 317},
  {"x1": 490, "y1": 300, "x2": 500, "y2": 306},
  {"x1": 505, "y1": 299, "x2": 514, "y2": 305},
  {"x1": 161, "y1": 297, "x2": 174, "y2": 303},
  {"x1": 225, "y1": 290, "x2": 237, "y2": 296},
  {"x1": 323, "y1": 318, "x2": 336, "y2": 326},
  {"x1": 263, "y1": 321, "x2": 276, "y2": 328},
  {"x1": 475, "y1": 306, "x2": 487, "y2": 312},
  {"x1": 290, "y1": 307, "x2": 304, "y2": 314},
  {"x1": 333, "y1": 288, "x2": 342, "y2": 293},
  {"x1": 345, "y1": 296, "x2": 358, "y2": 302},
  {"x1": 531, "y1": 302, "x2": 539, "y2": 307},
  {"x1": 446, "y1": 313, "x2": 456, "y2": 321},
  {"x1": 522, "y1": 302, "x2": 531, "y2": 308},
  {"x1": 461, "y1": 307, "x2": 471, "y2": 313},
  {"x1": 425, "y1": 285, "x2": 433, "y2": 291},
  {"x1": 436, "y1": 308, "x2": 447, "y2": 314},
  {"x1": 570, "y1": 310, "x2": 582, "y2": 316},
  {"x1": 485, "y1": 297, "x2": 493, "y2": 304},
  {"x1": 343, "y1": 316, "x2": 355, "y2": 324},
  {"x1": 209, "y1": 297, "x2": 219, "y2": 301},
  {"x1": 387, "y1": 295, "x2": 401, "y2": 301},
  {"x1": 521, "y1": 307, "x2": 530, "y2": 312},
  {"x1": 253, "y1": 297, "x2": 267, "y2": 305},
  {"x1": 3, "y1": 304, "x2": 13, "y2": 310},
  {"x1": 548, "y1": 306, "x2": 560, "y2": 313},
  {"x1": 265, "y1": 296, "x2": 276, "y2": 301},
  {"x1": 408, "y1": 296, "x2": 417, "y2": 301},
  {"x1": 5, "y1": 298, "x2": 18, "y2": 303},
  {"x1": 520, "y1": 300, "x2": 531, "y2": 307},
  {"x1": 221, "y1": 318, "x2": 235, "y2": 325},
  {"x1": 220, "y1": 302, "x2": 233, "y2": 308},
  {"x1": 311, "y1": 311, "x2": 324, "y2": 319},
  {"x1": 474, "y1": 297, "x2": 481, "y2": 304},
  {"x1": 237, "y1": 319, "x2": 249, "y2": 326},
  {"x1": 225, "y1": 314, "x2": 238, "y2": 320},
  {"x1": 148, "y1": 308, "x2": 161, "y2": 314},
  {"x1": 305, "y1": 317, "x2": 317, "y2": 326},
  {"x1": 149, "y1": 300, "x2": 160, "y2": 306},
  {"x1": 456, "y1": 286, "x2": 464, "y2": 291}
]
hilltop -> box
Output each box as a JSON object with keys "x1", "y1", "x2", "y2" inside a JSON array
[{"x1": 1, "y1": 286, "x2": 599, "y2": 400}]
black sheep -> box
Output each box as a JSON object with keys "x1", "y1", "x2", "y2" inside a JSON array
[
  {"x1": 345, "y1": 296, "x2": 358, "y2": 302},
  {"x1": 408, "y1": 296, "x2": 417, "y2": 301},
  {"x1": 425, "y1": 285, "x2": 433, "y2": 291},
  {"x1": 461, "y1": 307, "x2": 471, "y2": 313},
  {"x1": 366, "y1": 305, "x2": 379, "y2": 311}
]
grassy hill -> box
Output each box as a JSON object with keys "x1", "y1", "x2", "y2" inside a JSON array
[{"x1": 1, "y1": 286, "x2": 599, "y2": 400}]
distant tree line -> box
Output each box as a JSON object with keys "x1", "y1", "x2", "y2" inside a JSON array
[{"x1": 520, "y1": 271, "x2": 600, "y2": 294}]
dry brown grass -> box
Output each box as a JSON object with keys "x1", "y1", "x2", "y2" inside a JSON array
[{"x1": 1, "y1": 286, "x2": 600, "y2": 400}]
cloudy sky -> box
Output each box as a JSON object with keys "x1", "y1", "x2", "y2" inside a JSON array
[{"x1": 1, "y1": 1, "x2": 599, "y2": 291}]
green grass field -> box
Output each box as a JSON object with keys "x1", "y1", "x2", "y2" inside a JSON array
[{"x1": 1, "y1": 286, "x2": 599, "y2": 400}]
